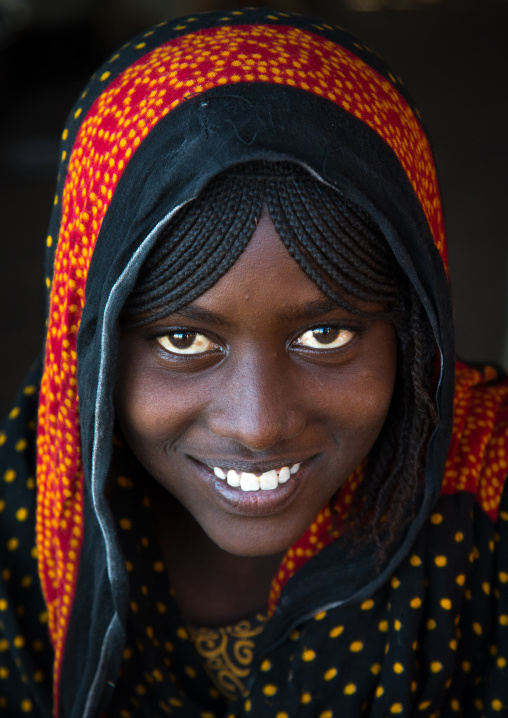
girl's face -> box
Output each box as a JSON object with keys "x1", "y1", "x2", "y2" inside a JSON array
[{"x1": 115, "y1": 209, "x2": 397, "y2": 557}]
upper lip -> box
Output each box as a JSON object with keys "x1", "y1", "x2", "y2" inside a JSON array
[{"x1": 193, "y1": 456, "x2": 313, "y2": 474}]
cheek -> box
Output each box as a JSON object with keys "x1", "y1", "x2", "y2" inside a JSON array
[
  {"x1": 328, "y1": 332, "x2": 397, "y2": 439},
  {"x1": 115, "y1": 354, "x2": 191, "y2": 455}
]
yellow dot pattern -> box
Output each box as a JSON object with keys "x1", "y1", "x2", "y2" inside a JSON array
[
  {"x1": 0, "y1": 365, "x2": 57, "y2": 714},
  {"x1": 441, "y1": 361, "x2": 508, "y2": 520}
]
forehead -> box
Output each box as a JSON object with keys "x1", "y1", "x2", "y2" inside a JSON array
[{"x1": 180, "y1": 208, "x2": 327, "y2": 319}]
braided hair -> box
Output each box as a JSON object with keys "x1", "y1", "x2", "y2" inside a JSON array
[{"x1": 122, "y1": 161, "x2": 437, "y2": 553}]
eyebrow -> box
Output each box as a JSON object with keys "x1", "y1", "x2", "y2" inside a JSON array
[{"x1": 169, "y1": 299, "x2": 346, "y2": 326}]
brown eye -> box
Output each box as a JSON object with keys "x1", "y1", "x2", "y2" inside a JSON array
[
  {"x1": 296, "y1": 327, "x2": 354, "y2": 350},
  {"x1": 156, "y1": 332, "x2": 218, "y2": 355}
]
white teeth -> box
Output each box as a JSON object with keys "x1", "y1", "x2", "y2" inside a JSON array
[
  {"x1": 240, "y1": 473, "x2": 260, "y2": 491},
  {"x1": 259, "y1": 469, "x2": 278, "y2": 490},
  {"x1": 227, "y1": 470, "x2": 241, "y2": 487},
  {"x1": 278, "y1": 466, "x2": 290, "y2": 483},
  {"x1": 213, "y1": 462, "x2": 302, "y2": 492}
]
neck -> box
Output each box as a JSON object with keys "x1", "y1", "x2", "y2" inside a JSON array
[{"x1": 156, "y1": 494, "x2": 284, "y2": 627}]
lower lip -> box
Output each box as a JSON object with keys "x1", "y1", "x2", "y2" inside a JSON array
[{"x1": 190, "y1": 457, "x2": 317, "y2": 518}]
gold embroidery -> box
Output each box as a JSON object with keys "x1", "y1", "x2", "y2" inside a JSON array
[{"x1": 189, "y1": 614, "x2": 268, "y2": 702}]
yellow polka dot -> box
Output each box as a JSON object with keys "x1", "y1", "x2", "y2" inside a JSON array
[
  {"x1": 390, "y1": 704, "x2": 403, "y2": 714},
  {"x1": 74, "y1": 108, "x2": 82, "y2": 119},
  {"x1": 0, "y1": 433, "x2": 5, "y2": 446},
  {"x1": 434, "y1": 555, "x2": 447, "y2": 567},
  {"x1": 350, "y1": 640, "x2": 363, "y2": 652},
  {"x1": 455, "y1": 531, "x2": 464, "y2": 542},
  {"x1": 302, "y1": 649, "x2": 316, "y2": 661},
  {"x1": 344, "y1": 682, "x2": 356, "y2": 695},
  {"x1": 184, "y1": 666, "x2": 196, "y2": 679},
  {"x1": 410, "y1": 554, "x2": 421, "y2": 566},
  {"x1": 462, "y1": 660, "x2": 471, "y2": 672},
  {"x1": 135, "y1": 42, "x2": 146, "y2": 49},
  {"x1": 176, "y1": 627, "x2": 187, "y2": 640},
  {"x1": 497, "y1": 656, "x2": 507, "y2": 668},
  {"x1": 324, "y1": 667, "x2": 337, "y2": 681},
  {"x1": 7, "y1": 538, "x2": 19, "y2": 551},
  {"x1": 393, "y1": 662, "x2": 404, "y2": 674},
  {"x1": 500, "y1": 615, "x2": 508, "y2": 626},
  {"x1": 244, "y1": 699, "x2": 251, "y2": 711},
  {"x1": 0, "y1": 667, "x2": 7, "y2": 679},
  {"x1": 375, "y1": 685, "x2": 384, "y2": 697},
  {"x1": 410, "y1": 597, "x2": 422, "y2": 609},
  {"x1": 9, "y1": 407, "x2": 20, "y2": 419},
  {"x1": 276, "y1": 713, "x2": 289, "y2": 718},
  {"x1": 0, "y1": 639, "x2": 8, "y2": 651},
  {"x1": 394, "y1": 620, "x2": 402, "y2": 631},
  {"x1": 329, "y1": 625, "x2": 344, "y2": 638},
  {"x1": 456, "y1": 574, "x2": 466, "y2": 586},
  {"x1": 499, "y1": 572, "x2": 508, "y2": 583},
  {"x1": 314, "y1": 611, "x2": 327, "y2": 620},
  {"x1": 21, "y1": 699, "x2": 32, "y2": 713},
  {"x1": 153, "y1": 561, "x2": 164, "y2": 572},
  {"x1": 378, "y1": 620, "x2": 389, "y2": 632},
  {"x1": 301, "y1": 692, "x2": 312, "y2": 704},
  {"x1": 319, "y1": 712, "x2": 333, "y2": 718},
  {"x1": 360, "y1": 598, "x2": 374, "y2": 610},
  {"x1": 430, "y1": 513, "x2": 443, "y2": 524},
  {"x1": 100, "y1": 71, "x2": 111, "y2": 81},
  {"x1": 492, "y1": 699, "x2": 503, "y2": 711},
  {"x1": 16, "y1": 508, "x2": 28, "y2": 522},
  {"x1": 440, "y1": 598, "x2": 452, "y2": 610},
  {"x1": 391, "y1": 576, "x2": 400, "y2": 589},
  {"x1": 371, "y1": 663, "x2": 381, "y2": 675},
  {"x1": 0, "y1": 600, "x2": 7, "y2": 611},
  {"x1": 4, "y1": 469, "x2": 16, "y2": 482},
  {"x1": 15, "y1": 439, "x2": 27, "y2": 452},
  {"x1": 482, "y1": 582, "x2": 491, "y2": 595},
  {"x1": 473, "y1": 622, "x2": 483, "y2": 635},
  {"x1": 430, "y1": 661, "x2": 443, "y2": 673},
  {"x1": 418, "y1": 701, "x2": 431, "y2": 710},
  {"x1": 263, "y1": 684, "x2": 277, "y2": 696},
  {"x1": 119, "y1": 518, "x2": 132, "y2": 530},
  {"x1": 260, "y1": 659, "x2": 271, "y2": 671}
]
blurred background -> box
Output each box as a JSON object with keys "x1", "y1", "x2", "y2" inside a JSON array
[{"x1": 0, "y1": 0, "x2": 507, "y2": 416}]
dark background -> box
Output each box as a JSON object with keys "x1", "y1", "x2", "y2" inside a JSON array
[{"x1": 1, "y1": 0, "x2": 507, "y2": 418}]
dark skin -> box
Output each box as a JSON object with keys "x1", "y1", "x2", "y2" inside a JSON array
[{"x1": 116, "y1": 208, "x2": 397, "y2": 626}]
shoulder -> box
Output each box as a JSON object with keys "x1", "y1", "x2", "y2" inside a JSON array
[{"x1": 0, "y1": 363, "x2": 54, "y2": 717}]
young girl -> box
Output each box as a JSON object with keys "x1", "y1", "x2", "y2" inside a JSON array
[{"x1": 1, "y1": 8, "x2": 507, "y2": 718}]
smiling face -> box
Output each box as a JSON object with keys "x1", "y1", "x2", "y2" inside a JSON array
[{"x1": 115, "y1": 209, "x2": 398, "y2": 558}]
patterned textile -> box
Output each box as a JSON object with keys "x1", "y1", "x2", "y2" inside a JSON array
[{"x1": 0, "y1": 7, "x2": 507, "y2": 718}]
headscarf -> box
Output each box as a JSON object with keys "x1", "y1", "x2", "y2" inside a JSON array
[{"x1": 1, "y1": 8, "x2": 507, "y2": 717}]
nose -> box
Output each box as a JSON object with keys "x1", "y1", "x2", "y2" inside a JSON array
[{"x1": 208, "y1": 351, "x2": 306, "y2": 452}]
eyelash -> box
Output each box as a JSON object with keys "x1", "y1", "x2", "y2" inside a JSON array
[{"x1": 153, "y1": 323, "x2": 360, "y2": 357}]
